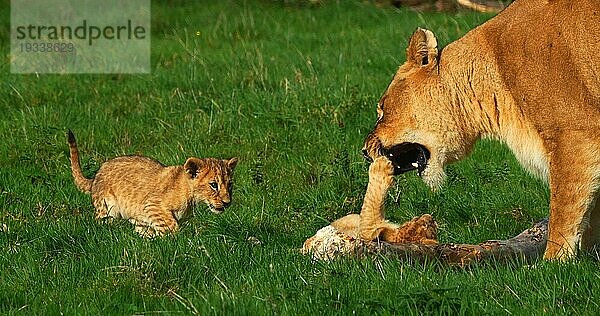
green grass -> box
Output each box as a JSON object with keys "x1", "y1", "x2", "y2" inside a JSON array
[{"x1": 2, "y1": 0, "x2": 600, "y2": 314}]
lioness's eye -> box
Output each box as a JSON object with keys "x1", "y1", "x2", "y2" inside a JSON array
[{"x1": 209, "y1": 182, "x2": 218, "y2": 190}]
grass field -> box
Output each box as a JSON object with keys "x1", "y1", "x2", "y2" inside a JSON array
[{"x1": 2, "y1": 0, "x2": 600, "y2": 314}]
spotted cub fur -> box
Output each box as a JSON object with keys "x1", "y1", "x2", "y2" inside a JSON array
[{"x1": 67, "y1": 130, "x2": 237, "y2": 237}]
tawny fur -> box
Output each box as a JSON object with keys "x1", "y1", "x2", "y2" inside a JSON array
[
  {"x1": 362, "y1": 0, "x2": 600, "y2": 260},
  {"x1": 358, "y1": 158, "x2": 396, "y2": 241},
  {"x1": 67, "y1": 130, "x2": 238, "y2": 237},
  {"x1": 331, "y1": 158, "x2": 437, "y2": 244}
]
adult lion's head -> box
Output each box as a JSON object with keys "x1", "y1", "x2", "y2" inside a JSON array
[{"x1": 362, "y1": 28, "x2": 477, "y2": 190}]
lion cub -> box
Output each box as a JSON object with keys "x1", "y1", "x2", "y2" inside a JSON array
[
  {"x1": 331, "y1": 157, "x2": 437, "y2": 244},
  {"x1": 67, "y1": 130, "x2": 238, "y2": 237}
]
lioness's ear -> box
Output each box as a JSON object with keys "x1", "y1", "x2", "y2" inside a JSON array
[
  {"x1": 184, "y1": 157, "x2": 204, "y2": 178},
  {"x1": 406, "y1": 28, "x2": 438, "y2": 68},
  {"x1": 226, "y1": 157, "x2": 238, "y2": 170}
]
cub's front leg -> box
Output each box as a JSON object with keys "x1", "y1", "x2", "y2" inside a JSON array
[
  {"x1": 544, "y1": 136, "x2": 600, "y2": 260},
  {"x1": 134, "y1": 202, "x2": 179, "y2": 237},
  {"x1": 359, "y1": 157, "x2": 395, "y2": 241}
]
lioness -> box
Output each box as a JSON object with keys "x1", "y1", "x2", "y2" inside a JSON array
[{"x1": 362, "y1": 0, "x2": 600, "y2": 260}]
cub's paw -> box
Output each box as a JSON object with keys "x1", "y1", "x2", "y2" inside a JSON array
[
  {"x1": 95, "y1": 210, "x2": 110, "y2": 220},
  {"x1": 135, "y1": 225, "x2": 158, "y2": 238},
  {"x1": 369, "y1": 157, "x2": 394, "y2": 179}
]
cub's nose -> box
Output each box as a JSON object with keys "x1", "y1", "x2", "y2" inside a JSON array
[
  {"x1": 222, "y1": 200, "x2": 231, "y2": 208},
  {"x1": 362, "y1": 149, "x2": 373, "y2": 163}
]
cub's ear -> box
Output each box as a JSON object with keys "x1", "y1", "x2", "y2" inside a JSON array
[
  {"x1": 406, "y1": 28, "x2": 438, "y2": 69},
  {"x1": 226, "y1": 157, "x2": 238, "y2": 170},
  {"x1": 184, "y1": 157, "x2": 204, "y2": 178}
]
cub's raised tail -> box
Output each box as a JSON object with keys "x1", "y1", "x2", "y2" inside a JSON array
[{"x1": 67, "y1": 130, "x2": 93, "y2": 194}]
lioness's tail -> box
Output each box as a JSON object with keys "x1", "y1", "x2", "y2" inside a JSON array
[{"x1": 67, "y1": 130, "x2": 93, "y2": 194}]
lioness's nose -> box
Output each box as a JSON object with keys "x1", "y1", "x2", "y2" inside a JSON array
[{"x1": 362, "y1": 149, "x2": 373, "y2": 163}]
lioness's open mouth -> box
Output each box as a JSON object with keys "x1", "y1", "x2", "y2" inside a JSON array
[{"x1": 381, "y1": 143, "x2": 430, "y2": 176}]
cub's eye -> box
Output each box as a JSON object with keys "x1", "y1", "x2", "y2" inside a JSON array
[{"x1": 209, "y1": 182, "x2": 219, "y2": 190}]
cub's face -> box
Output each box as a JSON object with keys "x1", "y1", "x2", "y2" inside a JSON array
[
  {"x1": 184, "y1": 157, "x2": 238, "y2": 214},
  {"x1": 362, "y1": 28, "x2": 470, "y2": 190}
]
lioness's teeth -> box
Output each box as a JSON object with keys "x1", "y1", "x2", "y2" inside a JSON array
[{"x1": 411, "y1": 162, "x2": 419, "y2": 168}]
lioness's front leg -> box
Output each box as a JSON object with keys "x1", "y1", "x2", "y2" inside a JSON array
[
  {"x1": 359, "y1": 157, "x2": 395, "y2": 240},
  {"x1": 544, "y1": 137, "x2": 600, "y2": 260}
]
